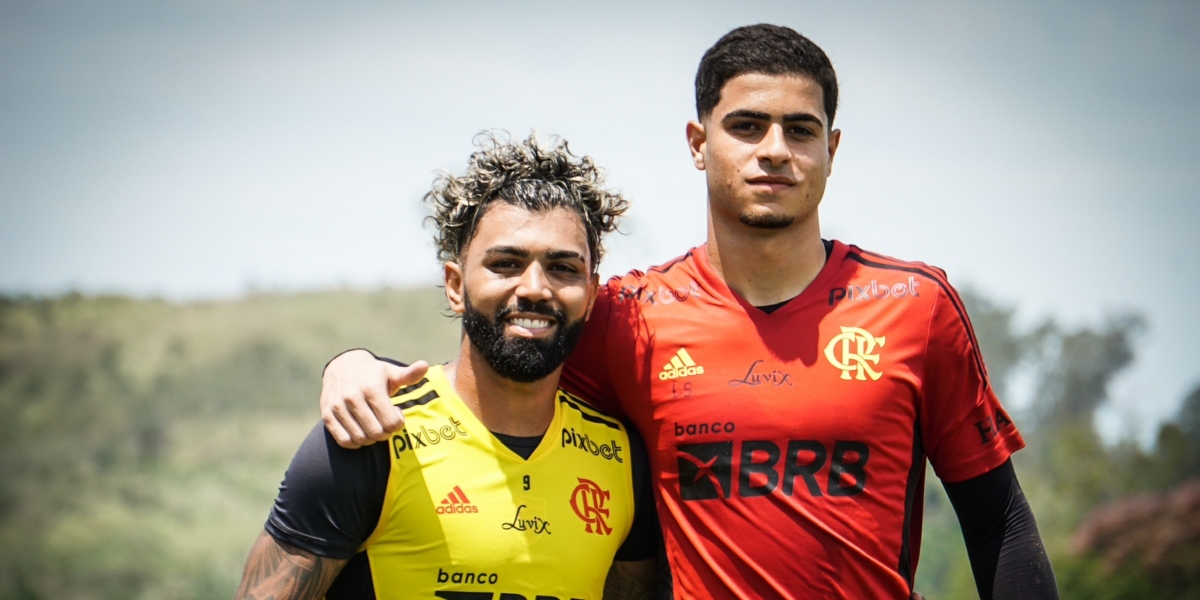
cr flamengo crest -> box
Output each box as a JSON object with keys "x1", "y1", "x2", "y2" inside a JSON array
[
  {"x1": 824, "y1": 326, "x2": 886, "y2": 381},
  {"x1": 570, "y1": 478, "x2": 613, "y2": 535}
]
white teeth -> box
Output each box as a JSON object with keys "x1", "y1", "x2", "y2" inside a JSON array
[{"x1": 511, "y1": 318, "x2": 551, "y2": 329}]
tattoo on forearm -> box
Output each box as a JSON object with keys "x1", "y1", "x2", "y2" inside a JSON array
[
  {"x1": 603, "y1": 559, "x2": 656, "y2": 600},
  {"x1": 235, "y1": 531, "x2": 347, "y2": 600}
]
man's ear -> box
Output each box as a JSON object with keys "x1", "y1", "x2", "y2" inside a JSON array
[
  {"x1": 686, "y1": 120, "x2": 707, "y2": 171},
  {"x1": 582, "y1": 273, "x2": 600, "y2": 321},
  {"x1": 826, "y1": 127, "x2": 842, "y2": 176},
  {"x1": 444, "y1": 261, "x2": 465, "y2": 314}
]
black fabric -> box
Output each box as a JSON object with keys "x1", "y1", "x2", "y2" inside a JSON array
[
  {"x1": 616, "y1": 421, "x2": 660, "y2": 562},
  {"x1": 325, "y1": 552, "x2": 376, "y2": 600},
  {"x1": 265, "y1": 423, "x2": 391, "y2": 559},
  {"x1": 491, "y1": 431, "x2": 543, "y2": 460},
  {"x1": 321, "y1": 348, "x2": 409, "y2": 377},
  {"x1": 377, "y1": 356, "x2": 409, "y2": 369},
  {"x1": 943, "y1": 459, "x2": 1059, "y2": 599},
  {"x1": 756, "y1": 299, "x2": 792, "y2": 314},
  {"x1": 657, "y1": 527, "x2": 675, "y2": 599}
]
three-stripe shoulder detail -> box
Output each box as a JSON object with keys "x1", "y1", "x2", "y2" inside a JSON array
[
  {"x1": 391, "y1": 378, "x2": 441, "y2": 411},
  {"x1": 845, "y1": 251, "x2": 989, "y2": 386},
  {"x1": 557, "y1": 391, "x2": 622, "y2": 431},
  {"x1": 647, "y1": 249, "x2": 695, "y2": 275}
]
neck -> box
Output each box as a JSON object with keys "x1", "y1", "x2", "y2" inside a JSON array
[
  {"x1": 444, "y1": 339, "x2": 559, "y2": 437},
  {"x1": 705, "y1": 208, "x2": 827, "y2": 306}
]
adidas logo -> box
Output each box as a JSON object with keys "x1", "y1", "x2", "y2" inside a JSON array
[
  {"x1": 659, "y1": 348, "x2": 705, "y2": 381},
  {"x1": 436, "y1": 485, "x2": 479, "y2": 514}
]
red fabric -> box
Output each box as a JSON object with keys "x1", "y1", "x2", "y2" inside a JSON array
[{"x1": 562, "y1": 241, "x2": 1024, "y2": 599}]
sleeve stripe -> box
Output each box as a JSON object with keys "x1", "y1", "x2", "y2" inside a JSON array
[
  {"x1": 897, "y1": 426, "x2": 925, "y2": 589},
  {"x1": 647, "y1": 249, "x2": 695, "y2": 275},
  {"x1": 393, "y1": 377, "x2": 430, "y2": 397},
  {"x1": 395, "y1": 389, "x2": 440, "y2": 411},
  {"x1": 557, "y1": 392, "x2": 623, "y2": 430},
  {"x1": 845, "y1": 252, "x2": 990, "y2": 387}
]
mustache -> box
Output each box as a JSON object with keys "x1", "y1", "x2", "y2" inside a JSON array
[{"x1": 494, "y1": 298, "x2": 563, "y2": 321}]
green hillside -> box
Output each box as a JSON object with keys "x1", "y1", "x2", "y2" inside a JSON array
[
  {"x1": 1, "y1": 287, "x2": 1197, "y2": 599},
  {"x1": 0, "y1": 288, "x2": 459, "y2": 599}
]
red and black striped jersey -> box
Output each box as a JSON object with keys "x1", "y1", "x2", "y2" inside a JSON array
[{"x1": 561, "y1": 240, "x2": 1024, "y2": 599}]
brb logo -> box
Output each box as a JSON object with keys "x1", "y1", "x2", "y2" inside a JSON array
[
  {"x1": 435, "y1": 591, "x2": 584, "y2": 600},
  {"x1": 570, "y1": 478, "x2": 612, "y2": 535},
  {"x1": 824, "y1": 326, "x2": 886, "y2": 381},
  {"x1": 677, "y1": 440, "x2": 870, "y2": 500}
]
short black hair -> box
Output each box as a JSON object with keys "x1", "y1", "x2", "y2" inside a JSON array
[{"x1": 695, "y1": 24, "x2": 839, "y2": 127}]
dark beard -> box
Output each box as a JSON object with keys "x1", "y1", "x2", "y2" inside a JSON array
[
  {"x1": 739, "y1": 212, "x2": 795, "y2": 229},
  {"x1": 461, "y1": 294, "x2": 586, "y2": 384}
]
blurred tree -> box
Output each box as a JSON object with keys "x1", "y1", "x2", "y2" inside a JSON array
[
  {"x1": 1178, "y1": 385, "x2": 1200, "y2": 480},
  {"x1": 1030, "y1": 315, "x2": 1144, "y2": 430},
  {"x1": 1067, "y1": 480, "x2": 1200, "y2": 598},
  {"x1": 959, "y1": 289, "x2": 1028, "y2": 399}
]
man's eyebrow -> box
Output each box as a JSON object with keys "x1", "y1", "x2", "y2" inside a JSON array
[
  {"x1": 722, "y1": 109, "x2": 824, "y2": 127},
  {"x1": 546, "y1": 249, "x2": 587, "y2": 262},
  {"x1": 482, "y1": 246, "x2": 587, "y2": 262},
  {"x1": 483, "y1": 245, "x2": 529, "y2": 257},
  {"x1": 723, "y1": 109, "x2": 771, "y2": 121},
  {"x1": 782, "y1": 112, "x2": 824, "y2": 126}
]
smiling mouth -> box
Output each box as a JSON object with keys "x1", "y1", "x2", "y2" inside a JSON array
[{"x1": 510, "y1": 317, "x2": 553, "y2": 329}]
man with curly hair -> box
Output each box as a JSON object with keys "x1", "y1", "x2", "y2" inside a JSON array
[
  {"x1": 236, "y1": 134, "x2": 657, "y2": 600},
  {"x1": 319, "y1": 25, "x2": 1059, "y2": 600}
]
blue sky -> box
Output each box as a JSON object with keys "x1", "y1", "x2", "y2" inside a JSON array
[{"x1": 2, "y1": 0, "x2": 1197, "y2": 439}]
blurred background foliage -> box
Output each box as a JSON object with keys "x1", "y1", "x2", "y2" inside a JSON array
[
  {"x1": 0, "y1": 287, "x2": 1196, "y2": 599},
  {"x1": 0, "y1": 288, "x2": 459, "y2": 599}
]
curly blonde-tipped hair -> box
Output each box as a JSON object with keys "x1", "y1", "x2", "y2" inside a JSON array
[{"x1": 425, "y1": 133, "x2": 629, "y2": 272}]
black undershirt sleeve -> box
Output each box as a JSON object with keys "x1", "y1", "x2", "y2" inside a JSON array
[
  {"x1": 615, "y1": 422, "x2": 660, "y2": 561},
  {"x1": 943, "y1": 459, "x2": 1059, "y2": 600},
  {"x1": 264, "y1": 423, "x2": 391, "y2": 559}
]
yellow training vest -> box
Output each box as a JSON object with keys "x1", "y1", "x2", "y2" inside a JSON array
[{"x1": 361, "y1": 365, "x2": 636, "y2": 600}]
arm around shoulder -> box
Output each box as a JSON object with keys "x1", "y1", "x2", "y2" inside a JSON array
[{"x1": 320, "y1": 348, "x2": 428, "y2": 448}]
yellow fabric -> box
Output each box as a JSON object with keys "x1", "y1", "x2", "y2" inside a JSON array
[{"x1": 364, "y1": 365, "x2": 636, "y2": 600}]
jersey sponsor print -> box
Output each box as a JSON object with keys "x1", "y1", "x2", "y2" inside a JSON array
[
  {"x1": 437, "y1": 486, "x2": 479, "y2": 514},
  {"x1": 659, "y1": 348, "x2": 704, "y2": 381}
]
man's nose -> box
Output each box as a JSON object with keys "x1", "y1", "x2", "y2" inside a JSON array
[
  {"x1": 757, "y1": 123, "x2": 789, "y2": 166},
  {"x1": 515, "y1": 262, "x2": 553, "y2": 301}
]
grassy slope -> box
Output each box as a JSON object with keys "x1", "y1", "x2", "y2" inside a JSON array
[{"x1": 0, "y1": 288, "x2": 458, "y2": 599}]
